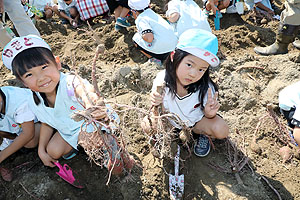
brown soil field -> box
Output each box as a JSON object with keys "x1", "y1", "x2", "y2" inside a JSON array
[{"x1": 0, "y1": 0, "x2": 300, "y2": 199}]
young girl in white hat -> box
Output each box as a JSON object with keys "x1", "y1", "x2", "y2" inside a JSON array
[
  {"x1": 143, "y1": 29, "x2": 229, "y2": 157},
  {"x1": 2, "y1": 35, "x2": 108, "y2": 167}
]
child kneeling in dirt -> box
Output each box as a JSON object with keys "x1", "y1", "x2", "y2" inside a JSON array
[
  {"x1": 1, "y1": 35, "x2": 116, "y2": 168},
  {"x1": 0, "y1": 86, "x2": 40, "y2": 180},
  {"x1": 166, "y1": 0, "x2": 211, "y2": 36},
  {"x1": 57, "y1": 0, "x2": 80, "y2": 28},
  {"x1": 129, "y1": 0, "x2": 178, "y2": 67},
  {"x1": 203, "y1": 0, "x2": 231, "y2": 15},
  {"x1": 142, "y1": 29, "x2": 229, "y2": 157},
  {"x1": 279, "y1": 81, "x2": 300, "y2": 147}
]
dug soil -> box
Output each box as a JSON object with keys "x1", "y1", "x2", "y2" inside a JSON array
[{"x1": 0, "y1": 0, "x2": 300, "y2": 199}]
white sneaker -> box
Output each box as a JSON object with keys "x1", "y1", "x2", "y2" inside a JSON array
[{"x1": 0, "y1": 138, "x2": 14, "y2": 151}]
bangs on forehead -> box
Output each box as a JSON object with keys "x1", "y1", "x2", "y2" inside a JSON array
[{"x1": 11, "y1": 47, "x2": 55, "y2": 78}]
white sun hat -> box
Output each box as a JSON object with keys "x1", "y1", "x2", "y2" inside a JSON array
[
  {"x1": 176, "y1": 29, "x2": 220, "y2": 67},
  {"x1": 128, "y1": 0, "x2": 150, "y2": 11},
  {"x1": 2, "y1": 34, "x2": 51, "y2": 71}
]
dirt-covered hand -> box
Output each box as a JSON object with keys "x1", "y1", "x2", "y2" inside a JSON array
[
  {"x1": 90, "y1": 106, "x2": 108, "y2": 121},
  {"x1": 204, "y1": 88, "x2": 220, "y2": 118},
  {"x1": 38, "y1": 151, "x2": 56, "y2": 167},
  {"x1": 150, "y1": 91, "x2": 164, "y2": 106},
  {"x1": 207, "y1": 0, "x2": 218, "y2": 14}
]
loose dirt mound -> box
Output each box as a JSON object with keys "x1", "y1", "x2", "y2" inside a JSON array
[{"x1": 0, "y1": 0, "x2": 300, "y2": 199}]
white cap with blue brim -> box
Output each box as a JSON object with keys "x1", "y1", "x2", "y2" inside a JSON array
[
  {"x1": 176, "y1": 29, "x2": 220, "y2": 67},
  {"x1": 2, "y1": 34, "x2": 51, "y2": 71}
]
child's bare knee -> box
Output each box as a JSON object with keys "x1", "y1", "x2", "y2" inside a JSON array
[
  {"x1": 46, "y1": 145, "x2": 63, "y2": 159},
  {"x1": 213, "y1": 123, "x2": 229, "y2": 139},
  {"x1": 69, "y1": 8, "x2": 78, "y2": 17}
]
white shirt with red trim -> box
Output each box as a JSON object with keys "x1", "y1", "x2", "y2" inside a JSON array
[
  {"x1": 133, "y1": 8, "x2": 178, "y2": 54},
  {"x1": 0, "y1": 86, "x2": 36, "y2": 135},
  {"x1": 28, "y1": 72, "x2": 119, "y2": 150},
  {"x1": 152, "y1": 70, "x2": 215, "y2": 128},
  {"x1": 28, "y1": 72, "x2": 94, "y2": 149}
]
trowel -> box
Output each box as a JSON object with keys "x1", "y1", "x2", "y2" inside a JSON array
[
  {"x1": 169, "y1": 145, "x2": 184, "y2": 200},
  {"x1": 54, "y1": 162, "x2": 84, "y2": 188}
]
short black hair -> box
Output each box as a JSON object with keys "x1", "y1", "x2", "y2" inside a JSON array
[{"x1": 12, "y1": 47, "x2": 56, "y2": 79}]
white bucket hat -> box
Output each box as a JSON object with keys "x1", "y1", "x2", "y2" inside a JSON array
[
  {"x1": 176, "y1": 29, "x2": 219, "y2": 67},
  {"x1": 2, "y1": 34, "x2": 51, "y2": 70},
  {"x1": 128, "y1": 0, "x2": 150, "y2": 11}
]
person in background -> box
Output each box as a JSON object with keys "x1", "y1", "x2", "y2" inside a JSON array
[
  {"x1": 57, "y1": 0, "x2": 80, "y2": 28},
  {"x1": 166, "y1": 0, "x2": 211, "y2": 37},
  {"x1": 106, "y1": 0, "x2": 131, "y2": 31},
  {"x1": 129, "y1": 0, "x2": 178, "y2": 67},
  {"x1": 203, "y1": 0, "x2": 231, "y2": 15},
  {"x1": 21, "y1": 0, "x2": 59, "y2": 23},
  {"x1": 0, "y1": 0, "x2": 40, "y2": 48},
  {"x1": 279, "y1": 81, "x2": 300, "y2": 147},
  {"x1": 254, "y1": 0, "x2": 300, "y2": 55}
]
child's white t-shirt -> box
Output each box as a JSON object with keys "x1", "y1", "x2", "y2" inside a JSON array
[
  {"x1": 133, "y1": 9, "x2": 178, "y2": 54},
  {"x1": 28, "y1": 0, "x2": 55, "y2": 11},
  {"x1": 28, "y1": 72, "x2": 95, "y2": 150},
  {"x1": 0, "y1": 87, "x2": 36, "y2": 135},
  {"x1": 166, "y1": 0, "x2": 211, "y2": 37},
  {"x1": 279, "y1": 81, "x2": 300, "y2": 122},
  {"x1": 152, "y1": 70, "x2": 215, "y2": 128},
  {"x1": 28, "y1": 72, "x2": 119, "y2": 150},
  {"x1": 58, "y1": 0, "x2": 77, "y2": 11}
]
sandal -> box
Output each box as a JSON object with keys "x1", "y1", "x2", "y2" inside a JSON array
[
  {"x1": 0, "y1": 167, "x2": 12, "y2": 182},
  {"x1": 62, "y1": 149, "x2": 78, "y2": 160}
]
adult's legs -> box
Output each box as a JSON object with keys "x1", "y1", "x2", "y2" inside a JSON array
[
  {"x1": 254, "y1": 22, "x2": 299, "y2": 55},
  {"x1": 254, "y1": 1, "x2": 300, "y2": 55},
  {"x1": 4, "y1": 0, "x2": 40, "y2": 36}
]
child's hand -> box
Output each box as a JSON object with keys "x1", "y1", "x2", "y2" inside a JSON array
[
  {"x1": 223, "y1": 0, "x2": 231, "y2": 8},
  {"x1": 39, "y1": 151, "x2": 56, "y2": 167},
  {"x1": 90, "y1": 106, "x2": 108, "y2": 121},
  {"x1": 44, "y1": 4, "x2": 51, "y2": 10},
  {"x1": 150, "y1": 91, "x2": 164, "y2": 106},
  {"x1": 207, "y1": 0, "x2": 219, "y2": 15},
  {"x1": 204, "y1": 88, "x2": 220, "y2": 119}
]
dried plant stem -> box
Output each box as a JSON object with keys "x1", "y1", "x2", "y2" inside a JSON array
[
  {"x1": 19, "y1": 183, "x2": 40, "y2": 200},
  {"x1": 261, "y1": 176, "x2": 282, "y2": 200},
  {"x1": 237, "y1": 66, "x2": 265, "y2": 71}
]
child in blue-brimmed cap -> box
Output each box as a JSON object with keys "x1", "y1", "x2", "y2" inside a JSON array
[{"x1": 142, "y1": 29, "x2": 229, "y2": 157}]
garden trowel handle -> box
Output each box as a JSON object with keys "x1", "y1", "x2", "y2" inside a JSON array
[{"x1": 175, "y1": 145, "x2": 180, "y2": 177}]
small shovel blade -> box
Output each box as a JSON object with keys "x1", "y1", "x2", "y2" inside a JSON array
[
  {"x1": 169, "y1": 174, "x2": 184, "y2": 200},
  {"x1": 54, "y1": 162, "x2": 84, "y2": 188},
  {"x1": 169, "y1": 145, "x2": 184, "y2": 199}
]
